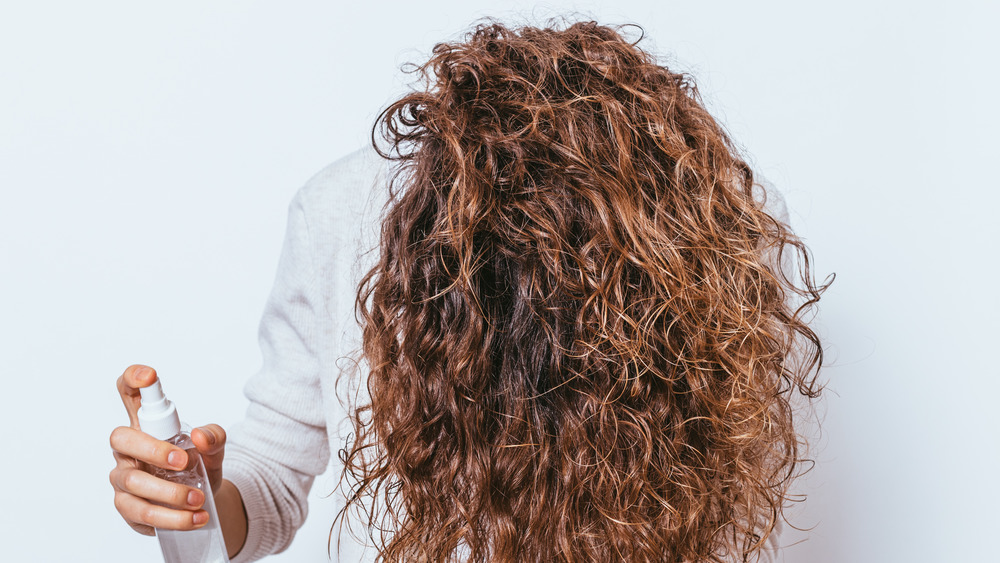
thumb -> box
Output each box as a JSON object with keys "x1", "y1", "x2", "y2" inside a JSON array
[
  {"x1": 191, "y1": 424, "x2": 227, "y2": 474},
  {"x1": 117, "y1": 365, "x2": 158, "y2": 429}
]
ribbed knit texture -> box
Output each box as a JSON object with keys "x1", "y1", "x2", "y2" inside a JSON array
[
  {"x1": 224, "y1": 146, "x2": 389, "y2": 562},
  {"x1": 223, "y1": 146, "x2": 787, "y2": 562}
]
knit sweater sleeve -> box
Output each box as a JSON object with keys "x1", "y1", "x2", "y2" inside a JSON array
[
  {"x1": 756, "y1": 177, "x2": 793, "y2": 563},
  {"x1": 223, "y1": 188, "x2": 331, "y2": 563},
  {"x1": 756, "y1": 175, "x2": 797, "y2": 286}
]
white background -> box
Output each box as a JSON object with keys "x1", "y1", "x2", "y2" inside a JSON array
[{"x1": 1, "y1": 1, "x2": 997, "y2": 562}]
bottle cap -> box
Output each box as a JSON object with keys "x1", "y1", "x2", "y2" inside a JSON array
[{"x1": 137, "y1": 379, "x2": 181, "y2": 440}]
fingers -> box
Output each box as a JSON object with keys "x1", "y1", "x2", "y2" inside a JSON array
[
  {"x1": 110, "y1": 464, "x2": 205, "y2": 511},
  {"x1": 112, "y1": 488, "x2": 210, "y2": 531},
  {"x1": 191, "y1": 424, "x2": 226, "y2": 463},
  {"x1": 117, "y1": 365, "x2": 158, "y2": 428},
  {"x1": 191, "y1": 424, "x2": 226, "y2": 455},
  {"x1": 112, "y1": 364, "x2": 207, "y2": 535},
  {"x1": 110, "y1": 426, "x2": 188, "y2": 471},
  {"x1": 109, "y1": 447, "x2": 209, "y2": 533},
  {"x1": 128, "y1": 520, "x2": 156, "y2": 536}
]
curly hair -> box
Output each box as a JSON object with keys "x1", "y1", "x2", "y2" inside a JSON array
[{"x1": 335, "y1": 19, "x2": 828, "y2": 563}]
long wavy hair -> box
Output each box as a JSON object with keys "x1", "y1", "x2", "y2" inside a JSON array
[{"x1": 335, "y1": 19, "x2": 828, "y2": 563}]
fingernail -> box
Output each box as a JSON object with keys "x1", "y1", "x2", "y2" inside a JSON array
[
  {"x1": 203, "y1": 430, "x2": 216, "y2": 446},
  {"x1": 134, "y1": 367, "x2": 149, "y2": 380},
  {"x1": 193, "y1": 511, "x2": 209, "y2": 526},
  {"x1": 168, "y1": 450, "x2": 186, "y2": 468},
  {"x1": 187, "y1": 490, "x2": 204, "y2": 507}
]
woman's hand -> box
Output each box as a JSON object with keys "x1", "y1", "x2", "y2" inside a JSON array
[{"x1": 108, "y1": 364, "x2": 228, "y2": 535}]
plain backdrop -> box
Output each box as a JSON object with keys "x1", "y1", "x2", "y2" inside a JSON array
[{"x1": 1, "y1": 1, "x2": 997, "y2": 562}]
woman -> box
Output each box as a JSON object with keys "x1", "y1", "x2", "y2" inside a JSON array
[{"x1": 110, "y1": 19, "x2": 826, "y2": 562}]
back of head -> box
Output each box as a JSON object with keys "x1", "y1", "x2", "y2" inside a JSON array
[{"x1": 340, "y1": 19, "x2": 826, "y2": 563}]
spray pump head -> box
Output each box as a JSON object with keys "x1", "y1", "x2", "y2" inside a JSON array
[{"x1": 137, "y1": 379, "x2": 181, "y2": 440}]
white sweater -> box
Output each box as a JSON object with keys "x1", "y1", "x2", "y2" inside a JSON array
[{"x1": 223, "y1": 146, "x2": 786, "y2": 562}]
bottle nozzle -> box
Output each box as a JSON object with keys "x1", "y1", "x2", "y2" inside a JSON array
[
  {"x1": 137, "y1": 379, "x2": 181, "y2": 440},
  {"x1": 139, "y1": 379, "x2": 166, "y2": 406}
]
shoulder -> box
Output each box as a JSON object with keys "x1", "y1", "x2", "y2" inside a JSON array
[
  {"x1": 286, "y1": 145, "x2": 395, "y2": 260},
  {"x1": 293, "y1": 145, "x2": 394, "y2": 222},
  {"x1": 753, "y1": 174, "x2": 791, "y2": 227},
  {"x1": 277, "y1": 146, "x2": 395, "y2": 317}
]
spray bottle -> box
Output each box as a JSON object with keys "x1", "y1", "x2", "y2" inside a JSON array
[{"x1": 137, "y1": 380, "x2": 230, "y2": 563}]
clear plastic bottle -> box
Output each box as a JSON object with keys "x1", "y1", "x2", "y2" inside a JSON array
[{"x1": 138, "y1": 380, "x2": 230, "y2": 563}]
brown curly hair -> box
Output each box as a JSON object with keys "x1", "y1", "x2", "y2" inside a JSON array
[{"x1": 335, "y1": 18, "x2": 828, "y2": 563}]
